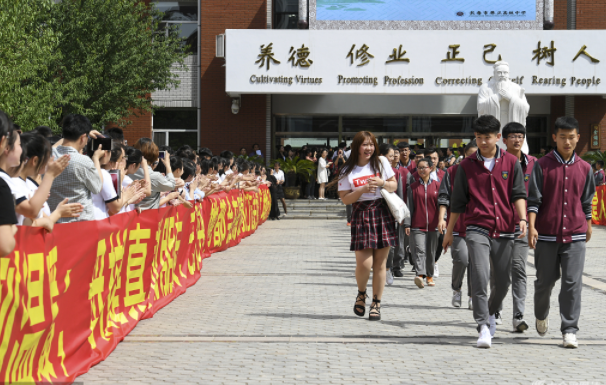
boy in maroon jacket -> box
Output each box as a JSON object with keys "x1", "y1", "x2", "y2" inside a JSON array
[
  {"x1": 443, "y1": 115, "x2": 528, "y2": 349},
  {"x1": 404, "y1": 158, "x2": 440, "y2": 288},
  {"x1": 438, "y1": 140, "x2": 478, "y2": 310},
  {"x1": 528, "y1": 116, "x2": 596, "y2": 349},
  {"x1": 490, "y1": 122, "x2": 537, "y2": 332}
]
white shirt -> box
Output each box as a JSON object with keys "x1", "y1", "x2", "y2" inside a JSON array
[
  {"x1": 338, "y1": 157, "x2": 395, "y2": 202},
  {"x1": 429, "y1": 169, "x2": 439, "y2": 183},
  {"x1": 119, "y1": 175, "x2": 135, "y2": 213},
  {"x1": 11, "y1": 177, "x2": 33, "y2": 225},
  {"x1": 26, "y1": 178, "x2": 51, "y2": 217},
  {"x1": 274, "y1": 169, "x2": 284, "y2": 182},
  {"x1": 0, "y1": 169, "x2": 26, "y2": 206},
  {"x1": 92, "y1": 169, "x2": 118, "y2": 220},
  {"x1": 483, "y1": 157, "x2": 496, "y2": 172}
]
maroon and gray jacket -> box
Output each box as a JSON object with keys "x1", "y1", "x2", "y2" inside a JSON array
[
  {"x1": 513, "y1": 153, "x2": 537, "y2": 233},
  {"x1": 527, "y1": 150, "x2": 595, "y2": 243},
  {"x1": 404, "y1": 177, "x2": 440, "y2": 232},
  {"x1": 451, "y1": 148, "x2": 527, "y2": 239},
  {"x1": 438, "y1": 164, "x2": 467, "y2": 237}
]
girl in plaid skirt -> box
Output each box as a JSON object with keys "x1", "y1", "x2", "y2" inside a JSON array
[{"x1": 331, "y1": 131, "x2": 398, "y2": 321}]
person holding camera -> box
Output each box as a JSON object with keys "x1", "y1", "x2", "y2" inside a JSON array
[
  {"x1": 48, "y1": 114, "x2": 104, "y2": 223},
  {"x1": 132, "y1": 139, "x2": 177, "y2": 210}
]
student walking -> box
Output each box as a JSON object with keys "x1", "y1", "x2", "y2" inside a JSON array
[
  {"x1": 528, "y1": 116, "x2": 596, "y2": 349},
  {"x1": 335, "y1": 131, "x2": 397, "y2": 321},
  {"x1": 443, "y1": 115, "x2": 528, "y2": 349},
  {"x1": 438, "y1": 140, "x2": 478, "y2": 309},
  {"x1": 492, "y1": 122, "x2": 537, "y2": 332},
  {"x1": 404, "y1": 157, "x2": 440, "y2": 288}
]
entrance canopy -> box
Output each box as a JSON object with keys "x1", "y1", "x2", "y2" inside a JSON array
[{"x1": 225, "y1": 29, "x2": 604, "y2": 96}]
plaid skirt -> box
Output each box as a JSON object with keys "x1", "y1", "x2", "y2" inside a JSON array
[{"x1": 350, "y1": 199, "x2": 397, "y2": 251}]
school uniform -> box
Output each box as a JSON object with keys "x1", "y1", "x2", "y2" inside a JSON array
[
  {"x1": 404, "y1": 177, "x2": 440, "y2": 278},
  {"x1": 527, "y1": 150, "x2": 595, "y2": 334},
  {"x1": 438, "y1": 164, "x2": 471, "y2": 296},
  {"x1": 400, "y1": 158, "x2": 417, "y2": 174},
  {"x1": 387, "y1": 165, "x2": 414, "y2": 273},
  {"x1": 493, "y1": 153, "x2": 536, "y2": 319},
  {"x1": 451, "y1": 148, "x2": 527, "y2": 331}
]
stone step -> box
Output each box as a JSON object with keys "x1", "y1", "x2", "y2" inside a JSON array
[{"x1": 285, "y1": 205, "x2": 344, "y2": 211}]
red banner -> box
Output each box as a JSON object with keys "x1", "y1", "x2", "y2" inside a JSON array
[
  {"x1": 0, "y1": 186, "x2": 270, "y2": 384},
  {"x1": 592, "y1": 185, "x2": 606, "y2": 226}
]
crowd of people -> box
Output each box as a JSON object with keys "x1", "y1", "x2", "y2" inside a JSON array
[
  {"x1": 335, "y1": 114, "x2": 596, "y2": 350},
  {"x1": 0, "y1": 111, "x2": 279, "y2": 258}
]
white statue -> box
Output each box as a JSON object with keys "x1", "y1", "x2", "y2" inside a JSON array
[{"x1": 478, "y1": 61, "x2": 530, "y2": 154}]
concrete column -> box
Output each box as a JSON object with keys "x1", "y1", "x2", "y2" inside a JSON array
[
  {"x1": 543, "y1": 0, "x2": 554, "y2": 29},
  {"x1": 298, "y1": 0, "x2": 308, "y2": 29}
]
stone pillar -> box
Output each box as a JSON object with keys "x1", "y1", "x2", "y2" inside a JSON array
[
  {"x1": 298, "y1": 0, "x2": 308, "y2": 29},
  {"x1": 544, "y1": 0, "x2": 554, "y2": 29}
]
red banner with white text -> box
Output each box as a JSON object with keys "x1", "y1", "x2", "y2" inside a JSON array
[
  {"x1": 0, "y1": 186, "x2": 270, "y2": 384},
  {"x1": 592, "y1": 186, "x2": 606, "y2": 226}
]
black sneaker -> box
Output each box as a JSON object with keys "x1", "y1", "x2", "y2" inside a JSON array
[
  {"x1": 513, "y1": 313, "x2": 528, "y2": 332},
  {"x1": 393, "y1": 269, "x2": 404, "y2": 278},
  {"x1": 495, "y1": 311, "x2": 503, "y2": 325}
]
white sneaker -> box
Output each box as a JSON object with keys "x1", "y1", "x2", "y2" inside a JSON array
[
  {"x1": 434, "y1": 263, "x2": 439, "y2": 278},
  {"x1": 563, "y1": 333, "x2": 578, "y2": 349},
  {"x1": 489, "y1": 314, "x2": 496, "y2": 337},
  {"x1": 452, "y1": 290, "x2": 462, "y2": 308},
  {"x1": 536, "y1": 318, "x2": 549, "y2": 337},
  {"x1": 468, "y1": 297, "x2": 473, "y2": 310},
  {"x1": 386, "y1": 270, "x2": 394, "y2": 286},
  {"x1": 513, "y1": 313, "x2": 528, "y2": 332},
  {"x1": 477, "y1": 325, "x2": 492, "y2": 349}
]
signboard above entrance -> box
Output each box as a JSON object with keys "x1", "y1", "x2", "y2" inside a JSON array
[
  {"x1": 316, "y1": 0, "x2": 536, "y2": 21},
  {"x1": 225, "y1": 30, "x2": 605, "y2": 96}
]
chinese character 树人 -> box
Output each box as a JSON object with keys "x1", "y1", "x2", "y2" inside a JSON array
[
  {"x1": 347, "y1": 44, "x2": 375, "y2": 67},
  {"x1": 442, "y1": 44, "x2": 465, "y2": 62},
  {"x1": 532, "y1": 41, "x2": 557, "y2": 66},
  {"x1": 289, "y1": 44, "x2": 313, "y2": 67},
  {"x1": 255, "y1": 43, "x2": 281, "y2": 70},
  {"x1": 573, "y1": 45, "x2": 600, "y2": 63},
  {"x1": 386, "y1": 45, "x2": 410, "y2": 64}
]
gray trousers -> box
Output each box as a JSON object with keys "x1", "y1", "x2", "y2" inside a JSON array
[
  {"x1": 493, "y1": 233, "x2": 529, "y2": 316},
  {"x1": 534, "y1": 241, "x2": 586, "y2": 334},
  {"x1": 467, "y1": 232, "x2": 513, "y2": 331},
  {"x1": 410, "y1": 230, "x2": 438, "y2": 278},
  {"x1": 451, "y1": 236, "x2": 472, "y2": 296},
  {"x1": 387, "y1": 224, "x2": 405, "y2": 270}
]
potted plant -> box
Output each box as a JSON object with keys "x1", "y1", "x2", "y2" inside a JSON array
[
  {"x1": 271, "y1": 157, "x2": 316, "y2": 199},
  {"x1": 582, "y1": 150, "x2": 606, "y2": 163}
]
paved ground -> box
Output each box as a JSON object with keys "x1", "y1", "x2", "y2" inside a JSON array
[{"x1": 80, "y1": 219, "x2": 606, "y2": 385}]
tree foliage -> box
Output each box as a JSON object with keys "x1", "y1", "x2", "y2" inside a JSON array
[{"x1": 0, "y1": 0, "x2": 187, "y2": 131}]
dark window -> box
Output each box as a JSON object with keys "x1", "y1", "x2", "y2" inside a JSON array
[
  {"x1": 342, "y1": 117, "x2": 409, "y2": 133},
  {"x1": 275, "y1": 116, "x2": 338, "y2": 132},
  {"x1": 154, "y1": 109, "x2": 197, "y2": 130},
  {"x1": 155, "y1": 1, "x2": 198, "y2": 54},
  {"x1": 169, "y1": 131, "x2": 198, "y2": 150},
  {"x1": 274, "y1": 0, "x2": 299, "y2": 29}
]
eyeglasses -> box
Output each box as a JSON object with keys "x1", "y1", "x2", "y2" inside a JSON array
[
  {"x1": 507, "y1": 135, "x2": 525, "y2": 140},
  {"x1": 417, "y1": 166, "x2": 429, "y2": 171}
]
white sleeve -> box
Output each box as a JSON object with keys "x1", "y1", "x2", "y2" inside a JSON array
[
  {"x1": 380, "y1": 157, "x2": 395, "y2": 180},
  {"x1": 337, "y1": 172, "x2": 352, "y2": 191},
  {"x1": 100, "y1": 170, "x2": 118, "y2": 203}
]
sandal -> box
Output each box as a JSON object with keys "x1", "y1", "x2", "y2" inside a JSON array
[
  {"x1": 369, "y1": 296, "x2": 381, "y2": 321},
  {"x1": 353, "y1": 290, "x2": 367, "y2": 317}
]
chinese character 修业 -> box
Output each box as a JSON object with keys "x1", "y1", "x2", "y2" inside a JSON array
[{"x1": 347, "y1": 44, "x2": 375, "y2": 67}]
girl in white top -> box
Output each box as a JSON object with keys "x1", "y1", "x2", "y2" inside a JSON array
[
  {"x1": 7, "y1": 133, "x2": 83, "y2": 229},
  {"x1": 335, "y1": 131, "x2": 397, "y2": 322},
  {"x1": 316, "y1": 149, "x2": 332, "y2": 200}
]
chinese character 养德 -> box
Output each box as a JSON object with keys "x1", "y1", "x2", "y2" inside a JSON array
[
  {"x1": 347, "y1": 44, "x2": 375, "y2": 67},
  {"x1": 386, "y1": 45, "x2": 410, "y2": 64},
  {"x1": 442, "y1": 44, "x2": 465, "y2": 62},
  {"x1": 255, "y1": 43, "x2": 281, "y2": 70},
  {"x1": 573, "y1": 45, "x2": 600, "y2": 63},
  {"x1": 532, "y1": 41, "x2": 557, "y2": 66},
  {"x1": 288, "y1": 44, "x2": 313, "y2": 67}
]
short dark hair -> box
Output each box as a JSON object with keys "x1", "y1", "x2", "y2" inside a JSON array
[
  {"x1": 105, "y1": 127, "x2": 124, "y2": 141},
  {"x1": 181, "y1": 159, "x2": 195, "y2": 180},
  {"x1": 34, "y1": 125, "x2": 53, "y2": 137},
  {"x1": 473, "y1": 115, "x2": 501, "y2": 135},
  {"x1": 554, "y1": 116, "x2": 579, "y2": 134},
  {"x1": 397, "y1": 142, "x2": 410, "y2": 150},
  {"x1": 62, "y1": 114, "x2": 93, "y2": 141},
  {"x1": 464, "y1": 139, "x2": 478, "y2": 153},
  {"x1": 502, "y1": 122, "x2": 526, "y2": 139},
  {"x1": 125, "y1": 147, "x2": 143, "y2": 167},
  {"x1": 424, "y1": 147, "x2": 438, "y2": 157},
  {"x1": 0, "y1": 110, "x2": 13, "y2": 144},
  {"x1": 418, "y1": 157, "x2": 434, "y2": 169},
  {"x1": 338, "y1": 142, "x2": 347, "y2": 149},
  {"x1": 597, "y1": 160, "x2": 605, "y2": 168}
]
